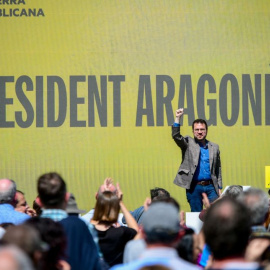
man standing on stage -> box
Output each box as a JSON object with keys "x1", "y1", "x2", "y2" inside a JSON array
[{"x1": 172, "y1": 108, "x2": 222, "y2": 212}]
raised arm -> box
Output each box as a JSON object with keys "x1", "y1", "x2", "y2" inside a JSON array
[
  {"x1": 172, "y1": 108, "x2": 188, "y2": 150},
  {"x1": 174, "y1": 108, "x2": 184, "y2": 124},
  {"x1": 116, "y1": 183, "x2": 139, "y2": 232}
]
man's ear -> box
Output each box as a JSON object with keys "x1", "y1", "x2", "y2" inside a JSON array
[
  {"x1": 177, "y1": 229, "x2": 186, "y2": 241},
  {"x1": 35, "y1": 197, "x2": 43, "y2": 207},
  {"x1": 33, "y1": 250, "x2": 43, "y2": 267},
  {"x1": 141, "y1": 227, "x2": 147, "y2": 241},
  {"x1": 65, "y1": 192, "x2": 70, "y2": 202},
  {"x1": 12, "y1": 192, "x2": 18, "y2": 207},
  {"x1": 14, "y1": 192, "x2": 19, "y2": 203}
]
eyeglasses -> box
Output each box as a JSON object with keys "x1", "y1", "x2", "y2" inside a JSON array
[{"x1": 194, "y1": 129, "x2": 206, "y2": 133}]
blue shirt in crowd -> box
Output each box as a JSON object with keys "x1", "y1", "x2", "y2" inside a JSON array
[{"x1": 0, "y1": 204, "x2": 30, "y2": 225}]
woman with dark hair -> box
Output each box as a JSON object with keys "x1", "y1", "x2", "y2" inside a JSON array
[
  {"x1": 176, "y1": 228, "x2": 202, "y2": 266},
  {"x1": 91, "y1": 184, "x2": 138, "y2": 267},
  {"x1": 25, "y1": 217, "x2": 70, "y2": 270}
]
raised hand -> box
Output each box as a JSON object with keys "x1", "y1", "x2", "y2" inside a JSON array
[
  {"x1": 104, "y1": 177, "x2": 114, "y2": 191},
  {"x1": 116, "y1": 182, "x2": 123, "y2": 201},
  {"x1": 175, "y1": 108, "x2": 184, "y2": 123}
]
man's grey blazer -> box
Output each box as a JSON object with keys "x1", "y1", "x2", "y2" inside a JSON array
[{"x1": 172, "y1": 125, "x2": 222, "y2": 195}]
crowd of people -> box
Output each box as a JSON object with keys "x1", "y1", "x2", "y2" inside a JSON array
[{"x1": 0, "y1": 173, "x2": 270, "y2": 270}]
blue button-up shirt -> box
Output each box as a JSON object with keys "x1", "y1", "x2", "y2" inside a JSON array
[{"x1": 193, "y1": 142, "x2": 211, "y2": 181}]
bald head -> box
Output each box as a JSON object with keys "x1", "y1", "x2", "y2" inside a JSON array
[
  {"x1": 97, "y1": 178, "x2": 117, "y2": 198},
  {"x1": 0, "y1": 246, "x2": 34, "y2": 270},
  {"x1": 99, "y1": 184, "x2": 116, "y2": 194},
  {"x1": 0, "y1": 251, "x2": 18, "y2": 270},
  {"x1": 0, "y1": 179, "x2": 16, "y2": 205}
]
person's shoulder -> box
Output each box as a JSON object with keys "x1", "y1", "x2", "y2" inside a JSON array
[
  {"x1": 109, "y1": 225, "x2": 134, "y2": 233},
  {"x1": 108, "y1": 225, "x2": 137, "y2": 239},
  {"x1": 81, "y1": 209, "x2": 94, "y2": 222},
  {"x1": 0, "y1": 207, "x2": 30, "y2": 225},
  {"x1": 133, "y1": 206, "x2": 144, "y2": 212},
  {"x1": 60, "y1": 216, "x2": 96, "y2": 242},
  {"x1": 110, "y1": 260, "x2": 144, "y2": 270},
  {"x1": 207, "y1": 139, "x2": 219, "y2": 147},
  {"x1": 60, "y1": 215, "x2": 88, "y2": 229},
  {"x1": 12, "y1": 208, "x2": 30, "y2": 220},
  {"x1": 17, "y1": 211, "x2": 31, "y2": 219},
  {"x1": 61, "y1": 215, "x2": 84, "y2": 222},
  {"x1": 131, "y1": 206, "x2": 144, "y2": 218},
  {"x1": 110, "y1": 264, "x2": 128, "y2": 270},
  {"x1": 126, "y1": 239, "x2": 146, "y2": 250},
  {"x1": 170, "y1": 257, "x2": 201, "y2": 270},
  {"x1": 185, "y1": 136, "x2": 196, "y2": 145}
]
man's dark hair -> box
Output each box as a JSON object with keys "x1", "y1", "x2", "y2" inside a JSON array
[
  {"x1": 150, "y1": 187, "x2": 170, "y2": 200},
  {"x1": 152, "y1": 196, "x2": 180, "y2": 212},
  {"x1": 203, "y1": 197, "x2": 251, "y2": 260},
  {"x1": 0, "y1": 223, "x2": 15, "y2": 230},
  {"x1": 37, "y1": 172, "x2": 66, "y2": 208},
  {"x1": 192, "y1": 119, "x2": 208, "y2": 131},
  {"x1": 176, "y1": 232, "x2": 195, "y2": 263}
]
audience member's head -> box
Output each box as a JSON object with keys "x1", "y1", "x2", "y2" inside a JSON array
[
  {"x1": 223, "y1": 185, "x2": 243, "y2": 199},
  {"x1": 192, "y1": 118, "x2": 208, "y2": 131},
  {"x1": 0, "y1": 245, "x2": 34, "y2": 270},
  {"x1": 0, "y1": 179, "x2": 17, "y2": 206},
  {"x1": 97, "y1": 177, "x2": 117, "y2": 198},
  {"x1": 32, "y1": 197, "x2": 42, "y2": 216},
  {"x1": 25, "y1": 217, "x2": 67, "y2": 270},
  {"x1": 0, "y1": 223, "x2": 14, "y2": 230},
  {"x1": 15, "y1": 191, "x2": 28, "y2": 213},
  {"x1": 92, "y1": 191, "x2": 120, "y2": 224},
  {"x1": 176, "y1": 228, "x2": 200, "y2": 264},
  {"x1": 150, "y1": 188, "x2": 170, "y2": 201},
  {"x1": 203, "y1": 197, "x2": 251, "y2": 260},
  {"x1": 151, "y1": 196, "x2": 180, "y2": 212},
  {"x1": 1, "y1": 224, "x2": 46, "y2": 269},
  {"x1": 238, "y1": 187, "x2": 269, "y2": 226},
  {"x1": 15, "y1": 191, "x2": 37, "y2": 217},
  {"x1": 142, "y1": 202, "x2": 180, "y2": 245},
  {"x1": 0, "y1": 224, "x2": 14, "y2": 239},
  {"x1": 37, "y1": 172, "x2": 67, "y2": 209}
]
